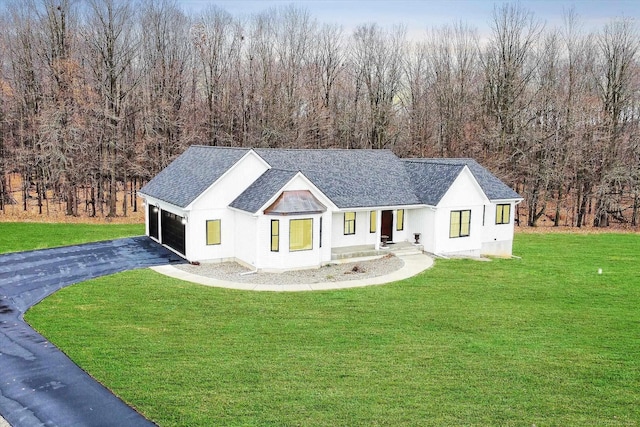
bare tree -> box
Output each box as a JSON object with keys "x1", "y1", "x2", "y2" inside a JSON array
[
  {"x1": 191, "y1": 5, "x2": 243, "y2": 146},
  {"x1": 351, "y1": 23, "x2": 406, "y2": 149},
  {"x1": 592, "y1": 18, "x2": 639, "y2": 226},
  {"x1": 481, "y1": 3, "x2": 542, "y2": 153},
  {"x1": 83, "y1": 0, "x2": 140, "y2": 217},
  {"x1": 139, "y1": 0, "x2": 191, "y2": 175},
  {"x1": 426, "y1": 22, "x2": 479, "y2": 157}
]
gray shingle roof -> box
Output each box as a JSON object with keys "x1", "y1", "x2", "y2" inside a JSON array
[
  {"x1": 254, "y1": 149, "x2": 421, "y2": 208},
  {"x1": 403, "y1": 158, "x2": 522, "y2": 204},
  {"x1": 229, "y1": 169, "x2": 297, "y2": 213},
  {"x1": 403, "y1": 161, "x2": 465, "y2": 205},
  {"x1": 139, "y1": 146, "x2": 249, "y2": 207},
  {"x1": 141, "y1": 146, "x2": 521, "y2": 212}
]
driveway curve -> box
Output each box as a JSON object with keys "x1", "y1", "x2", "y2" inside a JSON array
[{"x1": 0, "y1": 237, "x2": 184, "y2": 427}]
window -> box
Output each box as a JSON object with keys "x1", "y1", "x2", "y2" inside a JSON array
[
  {"x1": 396, "y1": 209, "x2": 404, "y2": 231},
  {"x1": 370, "y1": 211, "x2": 377, "y2": 233},
  {"x1": 206, "y1": 219, "x2": 221, "y2": 245},
  {"x1": 319, "y1": 217, "x2": 323, "y2": 248},
  {"x1": 496, "y1": 204, "x2": 511, "y2": 225},
  {"x1": 271, "y1": 220, "x2": 279, "y2": 252},
  {"x1": 344, "y1": 212, "x2": 356, "y2": 235},
  {"x1": 290, "y1": 219, "x2": 313, "y2": 251},
  {"x1": 450, "y1": 210, "x2": 471, "y2": 238}
]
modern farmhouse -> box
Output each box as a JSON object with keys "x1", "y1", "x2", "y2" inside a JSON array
[{"x1": 139, "y1": 146, "x2": 522, "y2": 270}]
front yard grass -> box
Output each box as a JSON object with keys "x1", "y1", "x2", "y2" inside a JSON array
[
  {"x1": 25, "y1": 233, "x2": 640, "y2": 426},
  {"x1": 0, "y1": 222, "x2": 144, "y2": 253}
]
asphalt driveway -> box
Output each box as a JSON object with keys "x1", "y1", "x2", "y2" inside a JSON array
[{"x1": 0, "y1": 237, "x2": 183, "y2": 427}]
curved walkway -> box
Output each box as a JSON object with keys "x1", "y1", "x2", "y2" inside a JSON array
[
  {"x1": 151, "y1": 252, "x2": 434, "y2": 291},
  {"x1": 0, "y1": 237, "x2": 183, "y2": 427}
]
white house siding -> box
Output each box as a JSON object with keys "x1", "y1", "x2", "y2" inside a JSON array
[
  {"x1": 186, "y1": 208, "x2": 235, "y2": 262},
  {"x1": 480, "y1": 201, "x2": 516, "y2": 257},
  {"x1": 331, "y1": 210, "x2": 371, "y2": 248},
  {"x1": 408, "y1": 208, "x2": 434, "y2": 252},
  {"x1": 432, "y1": 168, "x2": 488, "y2": 257},
  {"x1": 185, "y1": 152, "x2": 268, "y2": 262},
  {"x1": 233, "y1": 211, "x2": 258, "y2": 267},
  {"x1": 392, "y1": 209, "x2": 412, "y2": 243}
]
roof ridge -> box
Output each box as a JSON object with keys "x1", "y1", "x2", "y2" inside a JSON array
[{"x1": 255, "y1": 148, "x2": 394, "y2": 152}]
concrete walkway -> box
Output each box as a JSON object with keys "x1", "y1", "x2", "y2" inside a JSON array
[
  {"x1": 0, "y1": 237, "x2": 183, "y2": 427},
  {"x1": 151, "y1": 252, "x2": 434, "y2": 291}
]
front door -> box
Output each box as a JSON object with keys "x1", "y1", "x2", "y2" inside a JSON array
[{"x1": 381, "y1": 210, "x2": 393, "y2": 242}]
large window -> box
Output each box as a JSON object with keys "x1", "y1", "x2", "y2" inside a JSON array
[
  {"x1": 271, "y1": 220, "x2": 279, "y2": 252},
  {"x1": 370, "y1": 211, "x2": 377, "y2": 233},
  {"x1": 396, "y1": 209, "x2": 404, "y2": 231},
  {"x1": 496, "y1": 204, "x2": 511, "y2": 225},
  {"x1": 450, "y1": 210, "x2": 471, "y2": 238},
  {"x1": 344, "y1": 212, "x2": 356, "y2": 235},
  {"x1": 290, "y1": 219, "x2": 313, "y2": 251},
  {"x1": 206, "y1": 219, "x2": 221, "y2": 245}
]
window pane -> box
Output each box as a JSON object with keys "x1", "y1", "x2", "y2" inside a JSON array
[
  {"x1": 461, "y1": 210, "x2": 471, "y2": 236},
  {"x1": 495, "y1": 204, "x2": 511, "y2": 224},
  {"x1": 271, "y1": 220, "x2": 279, "y2": 252},
  {"x1": 450, "y1": 211, "x2": 460, "y2": 238},
  {"x1": 207, "y1": 220, "x2": 221, "y2": 245},
  {"x1": 370, "y1": 211, "x2": 376, "y2": 233},
  {"x1": 290, "y1": 219, "x2": 313, "y2": 251},
  {"x1": 344, "y1": 212, "x2": 356, "y2": 235},
  {"x1": 396, "y1": 209, "x2": 404, "y2": 231}
]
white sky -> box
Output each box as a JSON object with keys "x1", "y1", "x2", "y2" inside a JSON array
[{"x1": 176, "y1": 0, "x2": 639, "y2": 40}]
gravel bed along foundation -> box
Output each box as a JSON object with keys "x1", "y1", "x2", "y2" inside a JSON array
[{"x1": 175, "y1": 254, "x2": 404, "y2": 286}]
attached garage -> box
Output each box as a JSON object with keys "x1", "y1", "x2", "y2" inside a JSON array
[{"x1": 160, "y1": 210, "x2": 186, "y2": 256}]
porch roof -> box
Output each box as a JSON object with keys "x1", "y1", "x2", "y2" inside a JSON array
[{"x1": 264, "y1": 190, "x2": 326, "y2": 215}]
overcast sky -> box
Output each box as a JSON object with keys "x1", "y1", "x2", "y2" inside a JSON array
[{"x1": 176, "y1": 0, "x2": 639, "y2": 40}]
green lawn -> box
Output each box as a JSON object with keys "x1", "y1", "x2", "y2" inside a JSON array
[
  {"x1": 0, "y1": 222, "x2": 144, "y2": 253},
  {"x1": 25, "y1": 233, "x2": 640, "y2": 426}
]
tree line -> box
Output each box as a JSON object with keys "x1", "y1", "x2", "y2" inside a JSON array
[{"x1": 0, "y1": 0, "x2": 638, "y2": 227}]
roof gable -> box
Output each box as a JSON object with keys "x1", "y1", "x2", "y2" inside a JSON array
[
  {"x1": 140, "y1": 146, "x2": 250, "y2": 208},
  {"x1": 229, "y1": 169, "x2": 298, "y2": 213},
  {"x1": 403, "y1": 158, "x2": 521, "y2": 203}
]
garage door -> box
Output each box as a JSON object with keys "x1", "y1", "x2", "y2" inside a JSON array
[{"x1": 161, "y1": 210, "x2": 185, "y2": 255}]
